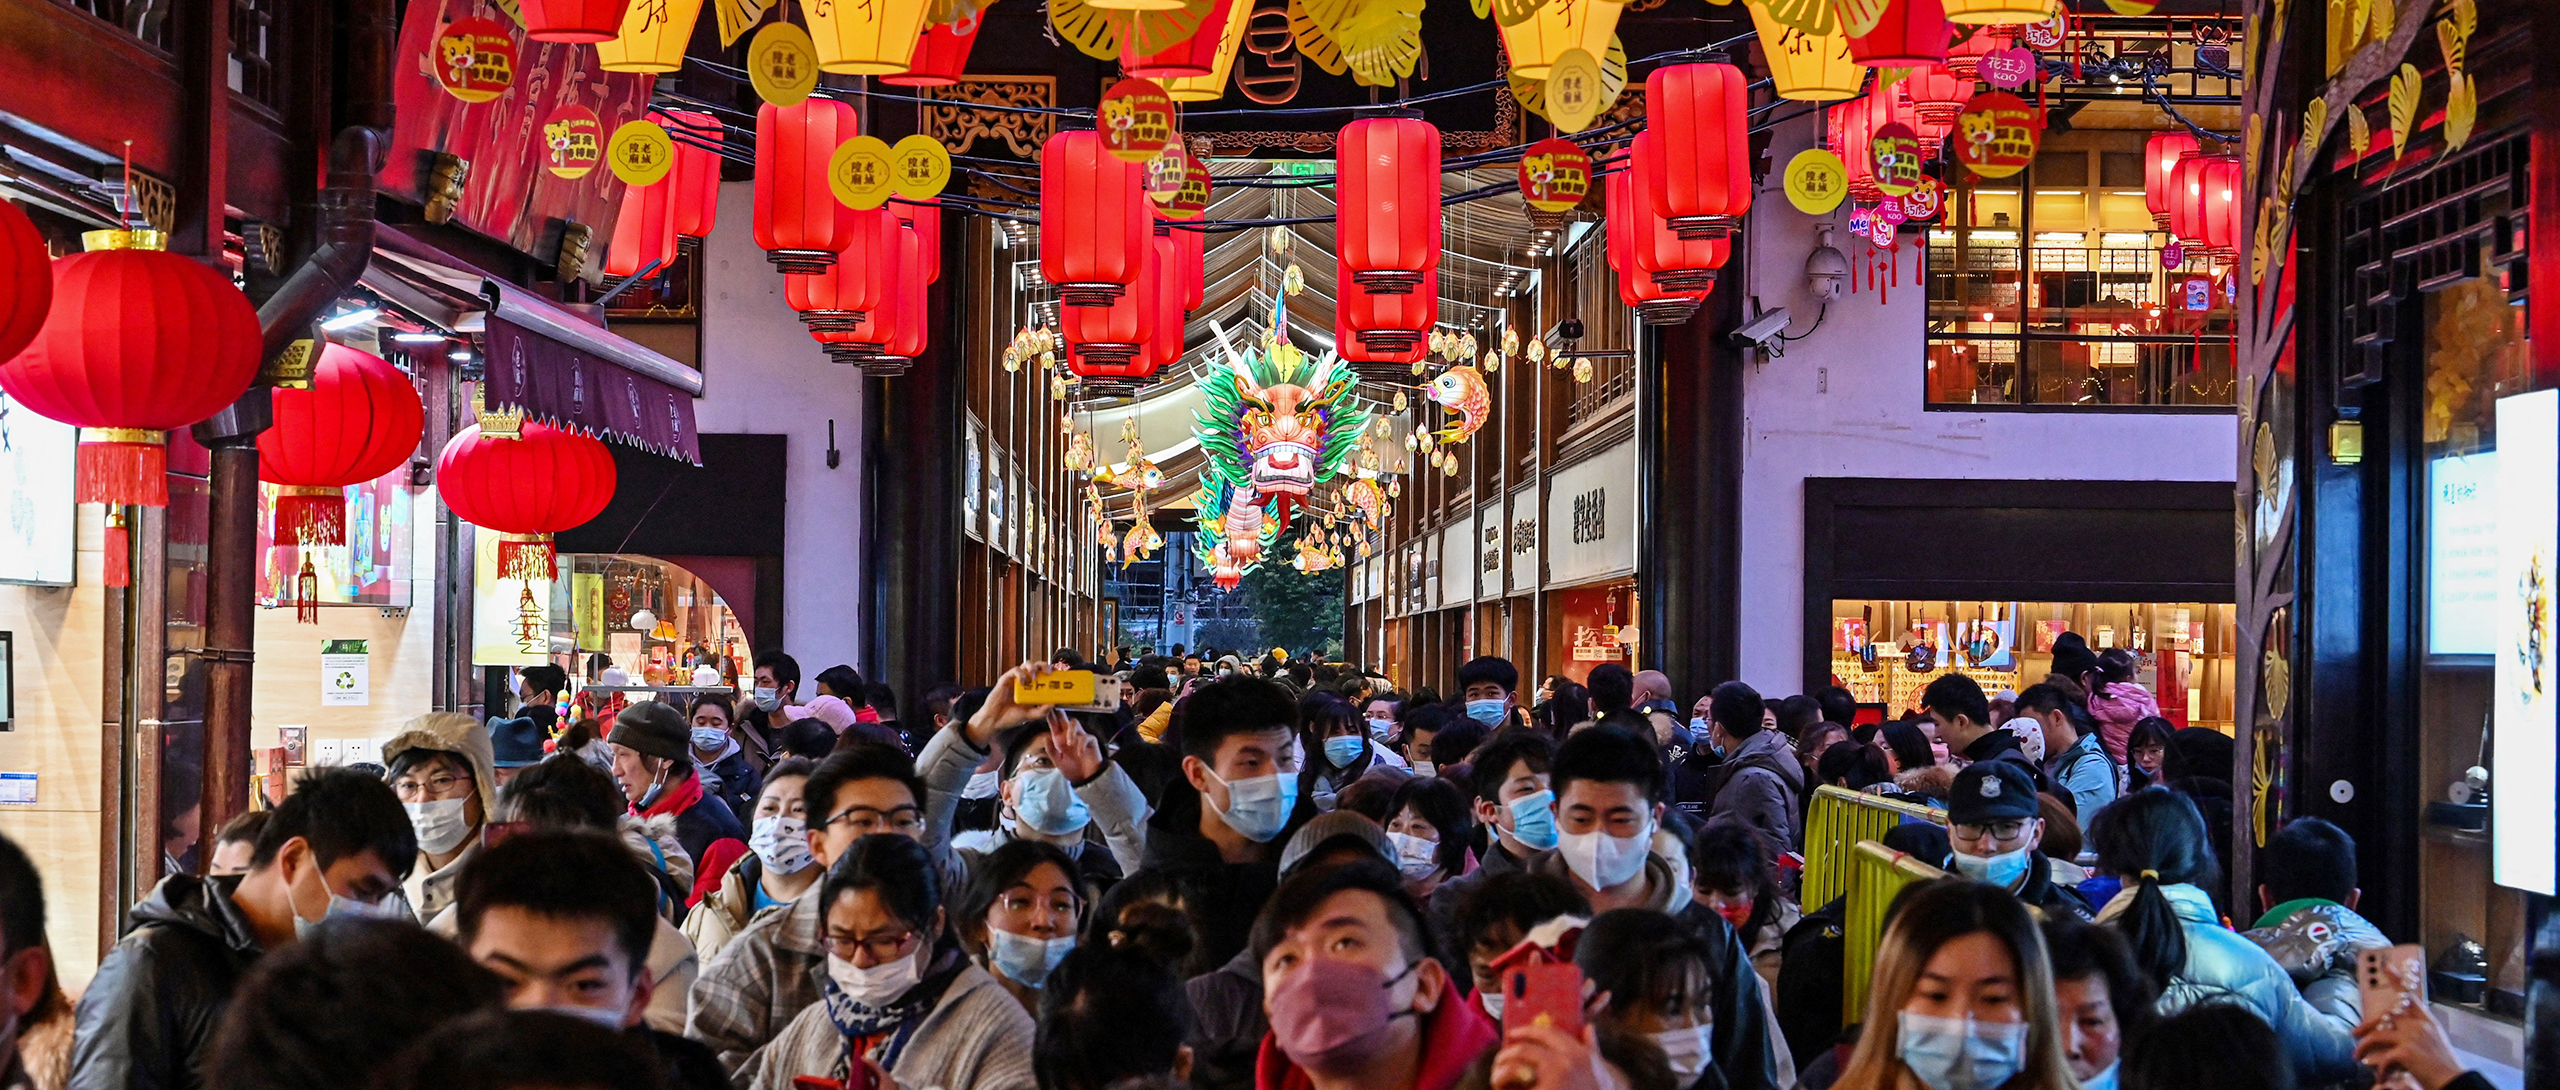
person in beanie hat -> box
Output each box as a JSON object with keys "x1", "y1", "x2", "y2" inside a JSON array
[
  {"x1": 1941, "y1": 761, "x2": 2090, "y2": 920},
  {"x1": 487, "y1": 715, "x2": 549, "y2": 789},
  {"x1": 609, "y1": 701, "x2": 748, "y2": 870}
]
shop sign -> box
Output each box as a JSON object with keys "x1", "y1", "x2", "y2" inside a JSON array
[
  {"x1": 255, "y1": 470, "x2": 415, "y2": 609},
  {"x1": 1784, "y1": 148, "x2": 1847, "y2": 215},
  {"x1": 1570, "y1": 626, "x2": 1622, "y2": 661},
  {"x1": 964, "y1": 419, "x2": 985, "y2": 541},
  {"x1": 1518, "y1": 138, "x2": 1592, "y2": 213},
  {"x1": 541, "y1": 105, "x2": 604, "y2": 180},
  {"x1": 472, "y1": 533, "x2": 550, "y2": 667},
  {"x1": 1508, "y1": 484, "x2": 1540, "y2": 594},
  {"x1": 1953, "y1": 91, "x2": 2040, "y2": 179},
  {"x1": 2492, "y1": 389, "x2": 2559, "y2": 894},
  {"x1": 1160, "y1": 152, "x2": 1211, "y2": 220},
  {"x1": 830, "y1": 135, "x2": 897, "y2": 211},
  {"x1": 747, "y1": 21, "x2": 820, "y2": 106},
  {"x1": 481, "y1": 318, "x2": 701, "y2": 463},
  {"x1": 0, "y1": 409, "x2": 74, "y2": 586},
  {"x1": 1979, "y1": 47, "x2": 2037, "y2": 90},
  {"x1": 1480, "y1": 510, "x2": 1504, "y2": 592},
  {"x1": 1542, "y1": 48, "x2": 1608, "y2": 133},
  {"x1": 606, "y1": 120, "x2": 675, "y2": 186},
  {"x1": 1441, "y1": 520, "x2": 1474, "y2": 606},
  {"x1": 321, "y1": 639, "x2": 371, "y2": 707},
  {"x1": 1870, "y1": 122, "x2": 1923, "y2": 196},
  {"x1": 890, "y1": 134, "x2": 953, "y2": 201},
  {"x1": 434, "y1": 18, "x2": 518, "y2": 103},
  {"x1": 1100, "y1": 79, "x2": 1177, "y2": 163},
  {"x1": 1544, "y1": 439, "x2": 1636, "y2": 586}
]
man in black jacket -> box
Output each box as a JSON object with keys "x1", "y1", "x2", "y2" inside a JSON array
[
  {"x1": 1923, "y1": 672, "x2": 2054, "y2": 793},
  {"x1": 71, "y1": 768, "x2": 415, "y2": 1090},
  {"x1": 1124, "y1": 674, "x2": 1313, "y2": 970}
]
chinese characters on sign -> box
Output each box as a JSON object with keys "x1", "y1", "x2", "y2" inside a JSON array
[{"x1": 1517, "y1": 138, "x2": 1593, "y2": 213}]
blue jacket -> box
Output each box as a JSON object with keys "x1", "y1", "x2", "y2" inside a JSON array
[
  {"x1": 2043, "y1": 732, "x2": 2117, "y2": 833},
  {"x1": 2117, "y1": 884, "x2": 2361, "y2": 1087}
]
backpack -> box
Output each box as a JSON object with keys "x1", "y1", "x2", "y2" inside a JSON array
[{"x1": 1773, "y1": 895, "x2": 1849, "y2": 1070}]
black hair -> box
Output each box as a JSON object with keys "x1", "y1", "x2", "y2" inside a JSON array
[
  {"x1": 815, "y1": 664, "x2": 865, "y2": 701},
  {"x1": 455, "y1": 829, "x2": 658, "y2": 973},
  {"x1": 2123, "y1": 1003, "x2": 2291, "y2": 1090},
  {"x1": 519, "y1": 664, "x2": 567, "y2": 697},
  {"x1": 2039, "y1": 792, "x2": 2084, "y2": 862},
  {"x1": 1335, "y1": 775, "x2": 1401, "y2": 824},
  {"x1": 1815, "y1": 686, "x2": 1858, "y2": 728},
  {"x1": 1774, "y1": 694, "x2": 1824, "y2": 740},
  {"x1": 2089, "y1": 647, "x2": 2140, "y2": 699},
  {"x1": 922, "y1": 683, "x2": 966, "y2": 721},
  {"x1": 2049, "y1": 633, "x2": 2099, "y2": 687},
  {"x1": 2014, "y1": 683, "x2": 2097, "y2": 742},
  {"x1": 387, "y1": 1009, "x2": 669, "y2": 1090},
  {"x1": 1175, "y1": 674, "x2": 1301, "y2": 764},
  {"x1": 1688, "y1": 819, "x2": 1779, "y2": 935},
  {"x1": 1300, "y1": 692, "x2": 1361, "y2": 740},
  {"x1": 1818, "y1": 740, "x2": 1892, "y2": 791},
  {"x1": 1453, "y1": 871, "x2": 1590, "y2": 957},
  {"x1": 959, "y1": 838, "x2": 1085, "y2": 945},
  {"x1": 1387, "y1": 775, "x2": 1476, "y2": 877},
  {"x1": 2164, "y1": 727, "x2": 2236, "y2": 788},
  {"x1": 754, "y1": 651, "x2": 803, "y2": 692},
  {"x1": 1398, "y1": 700, "x2": 1454, "y2": 743},
  {"x1": 1128, "y1": 665, "x2": 1172, "y2": 692},
  {"x1": 1576, "y1": 908, "x2": 1722, "y2": 1026},
  {"x1": 1248, "y1": 857, "x2": 1439, "y2": 971},
  {"x1": 688, "y1": 691, "x2": 736, "y2": 726},
  {"x1": 1794, "y1": 722, "x2": 1852, "y2": 766},
  {"x1": 1427, "y1": 718, "x2": 1490, "y2": 768},
  {"x1": 1921, "y1": 672, "x2": 1990, "y2": 728},
  {"x1": 205, "y1": 918, "x2": 506, "y2": 1090},
  {"x1": 1086, "y1": 869, "x2": 1213, "y2": 977},
  {"x1": 1585, "y1": 665, "x2": 1634, "y2": 714},
  {"x1": 1549, "y1": 725, "x2": 1662, "y2": 806},
  {"x1": 802, "y1": 740, "x2": 927, "y2": 826},
  {"x1": 214, "y1": 810, "x2": 271, "y2": 849},
  {"x1": 2125, "y1": 717, "x2": 2177, "y2": 765},
  {"x1": 383, "y1": 746, "x2": 468, "y2": 783},
  {"x1": 821, "y1": 834, "x2": 945, "y2": 938},
  {"x1": 1468, "y1": 729, "x2": 1556, "y2": 804},
  {"x1": 1877, "y1": 721, "x2": 1934, "y2": 772},
  {"x1": 252, "y1": 768, "x2": 418, "y2": 878},
  {"x1": 0, "y1": 833, "x2": 42, "y2": 959},
  {"x1": 2042, "y1": 917, "x2": 2156, "y2": 1045},
  {"x1": 995, "y1": 722, "x2": 1050, "y2": 781},
  {"x1": 1538, "y1": 681, "x2": 1592, "y2": 736},
  {"x1": 493, "y1": 753, "x2": 626, "y2": 832},
  {"x1": 2089, "y1": 787, "x2": 2220, "y2": 992},
  {"x1": 1053, "y1": 648, "x2": 1088, "y2": 668},
  {"x1": 1710, "y1": 680, "x2": 1765, "y2": 738},
  {"x1": 2258, "y1": 817, "x2": 2357, "y2": 907},
  {"x1": 1034, "y1": 911, "x2": 1198, "y2": 1090},
  {"x1": 1455, "y1": 656, "x2": 1519, "y2": 694}
]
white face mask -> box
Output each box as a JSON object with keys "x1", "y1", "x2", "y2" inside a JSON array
[
  {"x1": 1653, "y1": 1022, "x2": 1713, "y2": 1083},
  {"x1": 404, "y1": 797, "x2": 474, "y2": 856},
  {"x1": 749, "y1": 815, "x2": 817, "y2": 874},
  {"x1": 1558, "y1": 819, "x2": 1654, "y2": 891},
  {"x1": 828, "y1": 946, "x2": 924, "y2": 1008},
  {"x1": 1384, "y1": 831, "x2": 1440, "y2": 881},
  {"x1": 1479, "y1": 987, "x2": 1505, "y2": 1021}
]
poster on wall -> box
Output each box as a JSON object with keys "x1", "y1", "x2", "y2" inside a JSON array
[
  {"x1": 2492, "y1": 389, "x2": 2558, "y2": 895},
  {"x1": 964, "y1": 421, "x2": 984, "y2": 542},
  {"x1": 0, "y1": 409, "x2": 77, "y2": 586},
  {"x1": 2429, "y1": 450, "x2": 2499, "y2": 656},
  {"x1": 320, "y1": 639, "x2": 370, "y2": 707},
  {"x1": 472, "y1": 531, "x2": 554, "y2": 667},
  {"x1": 256, "y1": 469, "x2": 415, "y2": 609}
]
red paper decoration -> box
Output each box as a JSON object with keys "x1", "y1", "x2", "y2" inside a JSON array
[
  {"x1": 786, "y1": 207, "x2": 901, "y2": 333},
  {"x1": 1335, "y1": 118, "x2": 1442, "y2": 293},
  {"x1": 753, "y1": 99, "x2": 861, "y2": 273},
  {"x1": 258, "y1": 344, "x2": 425, "y2": 548},
  {"x1": 0, "y1": 199, "x2": 50, "y2": 365},
  {"x1": 434, "y1": 421, "x2": 617, "y2": 580},
  {"x1": 1124, "y1": 0, "x2": 1242, "y2": 78},
  {"x1": 1606, "y1": 168, "x2": 1706, "y2": 325},
  {"x1": 1951, "y1": 90, "x2": 2039, "y2": 178},
  {"x1": 1630, "y1": 131, "x2": 1732, "y2": 292},
  {"x1": 520, "y1": 0, "x2": 632, "y2": 42},
  {"x1": 2144, "y1": 131, "x2": 2199, "y2": 229},
  {"x1": 0, "y1": 237, "x2": 262, "y2": 509},
  {"x1": 1164, "y1": 225, "x2": 1205, "y2": 310},
  {"x1": 1040, "y1": 130, "x2": 1152, "y2": 306},
  {"x1": 2201, "y1": 157, "x2": 2242, "y2": 255},
  {"x1": 2168, "y1": 152, "x2": 2213, "y2": 244},
  {"x1": 880, "y1": 223, "x2": 930, "y2": 369},
  {"x1": 1849, "y1": 0, "x2": 1949, "y2": 66},
  {"x1": 882, "y1": 16, "x2": 982, "y2": 87},
  {"x1": 605, "y1": 173, "x2": 678, "y2": 278},
  {"x1": 663, "y1": 110, "x2": 724, "y2": 240},
  {"x1": 1644, "y1": 63, "x2": 1753, "y2": 240}
]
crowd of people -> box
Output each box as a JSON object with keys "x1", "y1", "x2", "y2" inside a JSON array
[{"x1": 0, "y1": 640, "x2": 2506, "y2": 1090}]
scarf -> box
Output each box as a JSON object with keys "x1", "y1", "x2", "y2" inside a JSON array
[
  {"x1": 820, "y1": 950, "x2": 966, "y2": 1076},
  {"x1": 638, "y1": 766, "x2": 705, "y2": 820}
]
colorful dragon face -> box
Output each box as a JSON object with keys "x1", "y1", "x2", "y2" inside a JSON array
[{"x1": 1192, "y1": 328, "x2": 1370, "y2": 587}]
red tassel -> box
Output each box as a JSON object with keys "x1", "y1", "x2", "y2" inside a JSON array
[
  {"x1": 295, "y1": 555, "x2": 320, "y2": 624},
  {"x1": 104, "y1": 517, "x2": 130, "y2": 588},
  {"x1": 276, "y1": 490, "x2": 347, "y2": 548},
  {"x1": 497, "y1": 535, "x2": 556, "y2": 582},
  {"x1": 78, "y1": 436, "x2": 169, "y2": 507}
]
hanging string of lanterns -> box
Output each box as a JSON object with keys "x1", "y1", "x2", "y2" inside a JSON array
[
  {"x1": 1040, "y1": 130, "x2": 1152, "y2": 307},
  {"x1": 1645, "y1": 62, "x2": 1752, "y2": 241},
  {"x1": 1335, "y1": 118, "x2": 1442, "y2": 294},
  {"x1": 752, "y1": 100, "x2": 861, "y2": 273}
]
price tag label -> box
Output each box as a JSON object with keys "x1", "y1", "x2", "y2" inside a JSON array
[
  {"x1": 1784, "y1": 148, "x2": 1848, "y2": 214},
  {"x1": 1543, "y1": 48, "x2": 1606, "y2": 133},
  {"x1": 749, "y1": 22, "x2": 820, "y2": 107},
  {"x1": 606, "y1": 121, "x2": 675, "y2": 186},
  {"x1": 433, "y1": 18, "x2": 518, "y2": 103},
  {"x1": 830, "y1": 135, "x2": 897, "y2": 210},
  {"x1": 890, "y1": 134, "x2": 952, "y2": 200}
]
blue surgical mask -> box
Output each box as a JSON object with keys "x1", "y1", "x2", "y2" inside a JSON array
[
  {"x1": 1950, "y1": 843, "x2": 2034, "y2": 889},
  {"x1": 1506, "y1": 789, "x2": 1560, "y2": 852},
  {"x1": 1465, "y1": 698, "x2": 1507, "y2": 726},
  {"x1": 1366, "y1": 717, "x2": 1396, "y2": 740},
  {"x1": 1689, "y1": 716, "x2": 1710, "y2": 737},
  {"x1": 1323, "y1": 735, "x2": 1367, "y2": 769},
  {"x1": 1896, "y1": 1011, "x2": 2028, "y2": 1090},
  {"x1": 751, "y1": 686, "x2": 781, "y2": 712},
  {"x1": 1014, "y1": 768, "x2": 1092, "y2": 837},
  {"x1": 1208, "y1": 768, "x2": 1298, "y2": 843},
  {"x1": 986, "y1": 928, "x2": 1076, "y2": 988},
  {"x1": 2082, "y1": 1062, "x2": 2120, "y2": 1090},
  {"x1": 691, "y1": 726, "x2": 731, "y2": 753}
]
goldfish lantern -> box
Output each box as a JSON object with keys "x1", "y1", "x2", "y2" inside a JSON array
[
  {"x1": 1644, "y1": 63, "x2": 1752, "y2": 240},
  {"x1": 1335, "y1": 118, "x2": 1442, "y2": 293},
  {"x1": 1040, "y1": 130, "x2": 1152, "y2": 306}
]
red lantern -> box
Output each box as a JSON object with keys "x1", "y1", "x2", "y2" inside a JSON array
[
  {"x1": 1170, "y1": 225, "x2": 1205, "y2": 310},
  {"x1": 258, "y1": 343, "x2": 425, "y2": 546},
  {"x1": 882, "y1": 16, "x2": 982, "y2": 87},
  {"x1": 876, "y1": 223, "x2": 931, "y2": 373},
  {"x1": 0, "y1": 199, "x2": 49, "y2": 364},
  {"x1": 754, "y1": 99, "x2": 860, "y2": 273},
  {"x1": 1831, "y1": 93, "x2": 1881, "y2": 202},
  {"x1": 2143, "y1": 131, "x2": 2199, "y2": 228},
  {"x1": 1903, "y1": 65, "x2": 1971, "y2": 128},
  {"x1": 785, "y1": 207, "x2": 900, "y2": 333},
  {"x1": 435, "y1": 421, "x2": 618, "y2": 580},
  {"x1": 815, "y1": 222, "x2": 902, "y2": 365},
  {"x1": 1644, "y1": 63, "x2": 1753, "y2": 240},
  {"x1": 663, "y1": 110, "x2": 724, "y2": 240},
  {"x1": 1335, "y1": 118, "x2": 1442, "y2": 293},
  {"x1": 1630, "y1": 132, "x2": 1732, "y2": 292},
  {"x1": 1040, "y1": 130, "x2": 1152, "y2": 306},
  {"x1": 1607, "y1": 169, "x2": 1706, "y2": 325},
  {"x1": 1942, "y1": 25, "x2": 2007, "y2": 80},
  {"x1": 2168, "y1": 152, "x2": 2212, "y2": 245},
  {"x1": 1063, "y1": 247, "x2": 1150, "y2": 370},
  {"x1": 1335, "y1": 319, "x2": 1425, "y2": 377},
  {"x1": 0, "y1": 234, "x2": 261, "y2": 511},
  {"x1": 605, "y1": 175, "x2": 679, "y2": 278},
  {"x1": 1849, "y1": 0, "x2": 1949, "y2": 66},
  {"x1": 1124, "y1": 0, "x2": 1242, "y2": 78},
  {"x1": 520, "y1": 0, "x2": 632, "y2": 42},
  {"x1": 2201, "y1": 157, "x2": 2242, "y2": 255},
  {"x1": 1341, "y1": 265, "x2": 1436, "y2": 352},
  {"x1": 899, "y1": 199, "x2": 943, "y2": 284},
  {"x1": 1144, "y1": 235, "x2": 1186, "y2": 371}
]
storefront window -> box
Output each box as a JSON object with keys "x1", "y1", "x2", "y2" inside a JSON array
[
  {"x1": 1827, "y1": 599, "x2": 2236, "y2": 726},
  {"x1": 2415, "y1": 268, "x2": 2532, "y2": 1016},
  {"x1": 551, "y1": 554, "x2": 747, "y2": 723}
]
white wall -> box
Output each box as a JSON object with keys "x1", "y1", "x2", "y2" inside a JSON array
[
  {"x1": 1732, "y1": 114, "x2": 2238, "y2": 693},
  {"x1": 693, "y1": 180, "x2": 870, "y2": 674}
]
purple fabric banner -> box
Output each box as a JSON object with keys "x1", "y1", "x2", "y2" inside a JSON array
[{"x1": 483, "y1": 317, "x2": 701, "y2": 465}]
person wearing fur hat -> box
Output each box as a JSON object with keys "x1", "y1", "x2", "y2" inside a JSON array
[
  {"x1": 610, "y1": 701, "x2": 749, "y2": 869},
  {"x1": 382, "y1": 712, "x2": 501, "y2": 920}
]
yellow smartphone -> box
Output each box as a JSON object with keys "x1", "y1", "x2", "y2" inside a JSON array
[{"x1": 1014, "y1": 669, "x2": 1119, "y2": 713}]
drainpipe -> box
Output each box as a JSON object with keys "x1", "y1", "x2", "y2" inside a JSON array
[{"x1": 191, "y1": 125, "x2": 382, "y2": 837}]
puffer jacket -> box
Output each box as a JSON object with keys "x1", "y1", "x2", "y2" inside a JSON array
[
  {"x1": 2099, "y1": 883, "x2": 2359, "y2": 1087},
  {"x1": 1709, "y1": 729, "x2": 1806, "y2": 852},
  {"x1": 69, "y1": 875, "x2": 264, "y2": 1090},
  {"x1": 2087, "y1": 682, "x2": 2162, "y2": 764},
  {"x1": 2243, "y1": 899, "x2": 2392, "y2": 1025}
]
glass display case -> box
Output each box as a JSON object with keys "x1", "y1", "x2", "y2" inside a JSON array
[{"x1": 1827, "y1": 599, "x2": 2237, "y2": 729}]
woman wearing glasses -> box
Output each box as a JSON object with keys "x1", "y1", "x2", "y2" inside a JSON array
[
  {"x1": 956, "y1": 839, "x2": 1086, "y2": 1012},
  {"x1": 746, "y1": 834, "x2": 1037, "y2": 1090},
  {"x1": 380, "y1": 712, "x2": 502, "y2": 919}
]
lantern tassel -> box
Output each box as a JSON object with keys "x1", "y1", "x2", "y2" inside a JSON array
[
  {"x1": 296, "y1": 555, "x2": 320, "y2": 625},
  {"x1": 77, "y1": 432, "x2": 169, "y2": 507},
  {"x1": 498, "y1": 535, "x2": 557, "y2": 582},
  {"x1": 277, "y1": 488, "x2": 348, "y2": 548},
  {"x1": 104, "y1": 514, "x2": 130, "y2": 588}
]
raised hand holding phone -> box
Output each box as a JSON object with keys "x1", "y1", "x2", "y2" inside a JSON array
[{"x1": 965, "y1": 660, "x2": 1055, "y2": 747}]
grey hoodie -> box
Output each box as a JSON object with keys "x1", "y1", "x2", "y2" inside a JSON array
[{"x1": 1710, "y1": 728, "x2": 1806, "y2": 851}]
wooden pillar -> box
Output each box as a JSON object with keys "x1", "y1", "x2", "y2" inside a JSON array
[{"x1": 1637, "y1": 233, "x2": 1746, "y2": 698}]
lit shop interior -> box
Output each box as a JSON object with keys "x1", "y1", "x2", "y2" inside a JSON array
[{"x1": 1825, "y1": 599, "x2": 2237, "y2": 729}]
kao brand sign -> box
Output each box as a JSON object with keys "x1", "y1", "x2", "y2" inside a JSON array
[{"x1": 1571, "y1": 486, "x2": 1607, "y2": 544}]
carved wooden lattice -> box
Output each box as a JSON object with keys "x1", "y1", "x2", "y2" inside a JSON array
[{"x1": 926, "y1": 76, "x2": 1059, "y2": 160}]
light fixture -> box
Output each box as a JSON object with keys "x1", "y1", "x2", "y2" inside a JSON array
[
  {"x1": 450, "y1": 349, "x2": 475, "y2": 362},
  {"x1": 320, "y1": 307, "x2": 381, "y2": 332},
  {"x1": 391, "y1": 331, "x2": 446, "y2": 344}
]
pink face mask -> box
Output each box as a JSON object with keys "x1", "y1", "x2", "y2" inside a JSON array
[{"x1": 1266, "y1": 956, "x2": 1418, "y2": 1075}]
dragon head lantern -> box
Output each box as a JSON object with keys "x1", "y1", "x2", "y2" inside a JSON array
[{"x1": 1191, "y1": 299, "x2": 1373, "y2": 590}]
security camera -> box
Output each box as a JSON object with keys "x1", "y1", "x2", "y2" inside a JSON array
[{"x1": 1731, "y1": 306, "x2": 1793, "y2": 353}]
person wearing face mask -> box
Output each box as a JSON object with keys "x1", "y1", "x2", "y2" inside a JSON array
[
  {"x1": 1424, "y1": 731, "x2": 1556, "y2": 957},
  {"x1": 744, "y1": 650, "x2": 804, "y2": 765},
  {"x1": 1125, "y1": 674, "x2": 1314, "y2": 971},
  {"x1": 687, "y1": 758, "x2": 822, "y2": 964},
  {"x1": 919, "y1": 663, "x2": 1153, "y2": 887},
  {"x1": 1522, "y1": 726, "x2": 1782, "y2": 1090},
  {"x1": 71, "y1": 769, "x2": 416, "y2": 1090},
  {"x1": 607, "y1": 700, "x2": 748, "y2": 872},
  {"x1": 1574, "y1": 908, "x2": 1737, "y2": 1090},
  {"x1": 381, "y1": 712, "x2": 501, "y2": 920},
  {"x1": 1250, "y1": 857, "x2": 1494, "y2": 1090},
  {"x1": 688, "y1": 694, "x2": 763, "y2": 824},
  {"x1": 0, "y1": 836, "x2": 63, "y2": 1090},
  {"x1": 1456, "y1": 656, "x2": 1523, "y2": 732},
  {"x1": 1690, "y1": 820, "x2": 1797, "y2": 992},
  {"x1": 1825, "y1": 880, "x2": 2079, "y2": 1090},
  {"x1": 1634, "y1": 670, "x2": 1693, "y2": 752},
  {"x1": 198, "y1": 917, "x2": 509, "y2": 1090},
  {"x1": 1452, "y1": 872, "x2": 1589, "y2": 1026},
  {"x1": 455, "y1": 829, "x2": 730, "y2": 1090},
  {"x1": 1301, "y1": 694, "x2": 1405, "y2": 812},
  {"x1": 957, "y1": 840, "x2": 1085, "y2": 1011},
  {"x1": 2039, "y1": 919, "x2": 2152, "y2": 1090},
  {"x1": 1364, "y1": 694, "x2": 1404, "y2": 746},
  {"x1": 1383, "y1": 776, "x2": 1474, "y2": 899},
  {"x1": 1703, "y1": 682, "x2": 1804, "y2": 853},
  {"x1": 744, "y1": 835, "x2": 1036, "y2": 1090},
  {"x1": 1937, "y1": 763, "x2": 2092, "y2": 922}
]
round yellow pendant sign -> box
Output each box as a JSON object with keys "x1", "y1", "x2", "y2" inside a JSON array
[
  {"x1": 890, "y1": 134, "x2": 953, "y2": 201},
  {"x1": 749, "y1": 22, "x2": 820, "y2": 107},
  {"x1": 606, "y1": 121, "x2": 676, "y2": 186},
  {"x1": 1784, "y1": 148, "x2": 1847, "y2": 214},
  {"x1": 830, "y1": 136, "x2": 897, "y2": 210},
  {"x1": 1542, "y1": 48, "x2": 1607, "y2": 133}
]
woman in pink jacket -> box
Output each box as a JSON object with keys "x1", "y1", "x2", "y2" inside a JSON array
[{"x1": 2085, "y1": 646, "x2": 2162, "y2": 763}]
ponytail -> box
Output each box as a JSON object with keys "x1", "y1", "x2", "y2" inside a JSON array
[
  {"x1": 2089, "y1": 787, "x2": 2217, "y2": 992},
  {"x1": 2113, "y1": 870, "x2": 2187, "y2": 993}
]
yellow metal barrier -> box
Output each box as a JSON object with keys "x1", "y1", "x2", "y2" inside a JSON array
[
  {"x1": 1842, "y1": 841, "x2": 1948, "y2": 1021},
  {"x1": 1801, "y1": 784, "x2": 1945, "y2": 910}
]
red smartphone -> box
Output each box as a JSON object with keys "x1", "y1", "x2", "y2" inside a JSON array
[{"x1": 1501, "y1": 960, "x2": 1585, "y2": 1038}]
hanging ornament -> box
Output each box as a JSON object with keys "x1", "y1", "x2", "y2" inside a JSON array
[
  {"x1": 435, "y1": 422, "x2": 617, "y2": 582},
  {"x1": 1784, "y1": 147, "x2": 1848, "y2": 214},
  {"x1": 597, "y1": 0, "x2": 707, "y2": 70},
  {"x1": 1952, "y1": 91, "x2": 2040, "y2": 178},
  {"x1": 1573, "y1": 357, "x2": 1595, "y2": 383},
  {"x1": 433, "y1": 19, "x2": 519, "y2": 103}
]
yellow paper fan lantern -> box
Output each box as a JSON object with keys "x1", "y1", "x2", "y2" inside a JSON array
[
  {"x1": 1497, "y1": 0, "x2": 1624, "y2": 81},
  {"x1": 1093, "y1": 0, "x2": 1186, "y2": 18},
  {"x1": 808, "y1": 0, "x2": 937, "y2": 74},
  {"x1": 597, "y1": 0, "x2": 709, "y2": 71},
  {"x1": 1743, "y1": 0, "x2": 1865, "y2": 101},
  {"x1": 1942, "y1": 0, "x2": 2056, "y2": 25},
  {"x1": 1163, "y1": 0, "x2": 1251, "y2": 100}
]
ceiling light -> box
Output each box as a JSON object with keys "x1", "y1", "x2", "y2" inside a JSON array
[
  {"x1": 320, "y1": 307, "x2": 381, "y2": 331},
  {"x1": 391, "y1": 331, "x2": 446, "y2": 344}
]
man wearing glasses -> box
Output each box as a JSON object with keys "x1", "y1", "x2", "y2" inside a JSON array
[
  {"x1": 1941, "y1": 761, "x2": 2093, "y2": 921},
  {"x1": 686, "y1": 740, "x2": 934, "y2": 1075}
]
